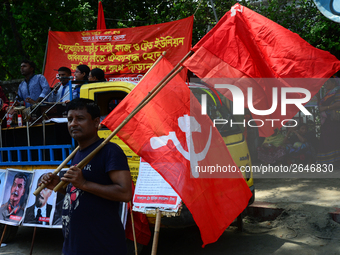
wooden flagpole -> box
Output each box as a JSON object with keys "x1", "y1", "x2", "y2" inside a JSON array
[
  {"x1": 129, "y1": 201, "x2": 138, "y2": 255},
  {"x1": 33, "y1": 122, "x2": 102, "y2": 195},
  {"x1": 151, "y1": 208, "x2": 162, "y2": 255},
  {"x1": 0, "y1": 224, "x2": 7, "y2": 246},
  {"x1": 29, "y1": 227, "x2": 37, "y2": 255},
  {"x1": 54, "y1": 50, "x2": 193, "y2": 192},
  {"x1": 56, "y1": 51, "x2": 168, "y2": 192},
  {"x1": 33, "y1": 146, "x2": 79, "y2": 196}
]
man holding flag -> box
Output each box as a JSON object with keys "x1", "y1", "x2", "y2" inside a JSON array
[{"x1": 41, "y1": 98, "x2": 132, "y2": 255}]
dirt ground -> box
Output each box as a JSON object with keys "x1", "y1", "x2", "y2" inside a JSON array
[
  {"x1": 139, "y1": 177, "x2": 340, "y2": 255},
  {"x1": 1, "y1": 177, "x2": 340, "y2": 254}
]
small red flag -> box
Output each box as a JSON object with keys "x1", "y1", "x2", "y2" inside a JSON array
[
  {"x1": 97, "y1": 1, "x2": 106, "y2": 30},
  {"x1": 184, "y1": 3, "x2": 340, "y2": 137},
  {"x1": 125, "y1": 182, "x2": 151, "y2": 246},
  {"x1": 102, "y1": 57, "x2": 252, "y2": 247}
]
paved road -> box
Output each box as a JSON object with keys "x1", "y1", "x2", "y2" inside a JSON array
[{"x1": 0, "y1": 227, "x2": 63, "y2": 254}]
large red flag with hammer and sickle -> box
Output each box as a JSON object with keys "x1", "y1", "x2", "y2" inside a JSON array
[
  {"x1": 101, "y1": 57, "x2": 252, "y2": 247},
  {"x1": 184, "y1": 3, "x2": 340, "y2": 137}
]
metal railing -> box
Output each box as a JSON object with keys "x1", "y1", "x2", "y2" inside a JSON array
[{"x1": 0, "y1": 145, "x2": 72, "y2": 165}]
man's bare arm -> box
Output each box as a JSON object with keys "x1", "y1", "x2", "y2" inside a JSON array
[{"x1": 61, "y1": 166, "x2": 132, "y2": 202}]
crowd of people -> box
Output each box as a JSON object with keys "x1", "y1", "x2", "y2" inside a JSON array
[
  {"x1": 0, "y1": 60, "x2": 106, "y2": 128},
  {"x1": 15, "y1": 61, "x2": 106, "y2": 107},
  {"x1": 316, "y1": 78, "x2": 340, "y2": 164}
]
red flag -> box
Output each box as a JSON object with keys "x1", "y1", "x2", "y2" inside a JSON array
[
  {"x1": 97, "y1": 1, "x2": 106, "y2": 30},
  {"x1": 102, "y1": 57, "x2": 252, "y2": 247},
  {"x1": 125, "y1": 182, "x2": 151, "y2": 246},
  {"x1": 184, "y1": 3, "x2": 340, "y2": 137}
]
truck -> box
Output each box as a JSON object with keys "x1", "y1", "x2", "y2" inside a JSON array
[{"x1": 0, "y1": 80, "x2": 254, "y2": 243}]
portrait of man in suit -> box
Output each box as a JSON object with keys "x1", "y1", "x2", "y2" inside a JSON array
[{"x1": 23, "y1": 173, "x2": 52, "y2": 225}]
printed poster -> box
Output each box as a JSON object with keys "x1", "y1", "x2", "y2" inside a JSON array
[
  {"x1": 133, "y1": 158, "x2": 181, "y2": 213},
  {"x1": 0, "y1": 169, "x2": 33, "y2": 226},
  {"x1": 22, "y1": 169, "x2": 57, "y2": 228},
  {"x1": 50, "y1": 169, "x2": 67, "y2": 228},
  {"x1": 0, "y1": 170, "x2": 7, "y2": 203}
]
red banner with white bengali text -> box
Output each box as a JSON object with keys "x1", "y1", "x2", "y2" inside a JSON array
[{"x1": 44, "y1": 16, "x2": 193, "y2": 86}]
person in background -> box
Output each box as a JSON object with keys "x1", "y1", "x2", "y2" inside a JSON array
[
  {"x1": 317, "y1": 78, "x2": 340, "y2": 165},
  {"x1": 17, "y1": 60, "x2": 50, "y2": 108},
  {"x1": 73, "y1": 65, "x2": 90, "y2": 99},
  {"x1": 50, "y1": 67, "x2": 74, "y2": 103},
  {"x1": 284, "y1": 123, "x2": 316, "y2": 164},
  {"x1": 0, "y1": 86, "x2": 10, "y2": 127},
  {"x1": 257, "y1": 128, "x2": 286, "y2": 164},
  {"x1": 89, "y1": 68, "x2": 106, "y2": 82}
]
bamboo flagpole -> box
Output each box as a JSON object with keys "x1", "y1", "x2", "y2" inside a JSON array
[
  {"x1": 55, "y1": 52, "x2": 168, "y2": 192},
  {"x1": 151, "y1": 208, "x2": 162, "y2": 255},
  {"x1": 29, "y1": 227, "x2": 37, "y2": 255},
  {"x1": 0, "y1": 224, "x2": 7, "y2": 247},
  {"x1": 53, "y1": 50, "x2": 193, "y2": 192},
  {"x1": 33, "y1": 146, "x2": 80, "y2": 196},
  {"x1": 129, "y1": 201, "x2": 138, "y2": 255}
]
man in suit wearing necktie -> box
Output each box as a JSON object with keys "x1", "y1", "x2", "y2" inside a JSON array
[{"x1": 23, "y1": 174, "x2": 52, "y2": 225}]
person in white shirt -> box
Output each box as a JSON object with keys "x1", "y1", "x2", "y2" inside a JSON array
[{"x1": 50, "y1": 67, "x2": 75, "y2": 103}]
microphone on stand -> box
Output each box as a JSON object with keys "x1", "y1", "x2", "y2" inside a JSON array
[{"x1": 58, "y1": 76, "x2": 74, "y2": 80}]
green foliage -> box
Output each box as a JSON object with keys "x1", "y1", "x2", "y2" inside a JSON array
[
  {"x1": 248, "y1": 0, "x2": 340, "y2": 61},
  {"x1": 1, "y1": 0, "x2": 340, "y2": 81}
]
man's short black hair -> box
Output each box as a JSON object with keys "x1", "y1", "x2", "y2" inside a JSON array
[
  {"x1": 21, "y1": 60, "x2": 36, "y2": 73},
  {"x1": 58, "y1": 67, "x2": 72, "y2": 75},
  {"x1": 13, "y1": 173, "x2": 27, "y2": 188},
  {"x1": 90, "y1": 68, "x2": 105, "y2": 81},
  {"x1": 66, "y1": 98, "x2": 100, "y2": 119}
]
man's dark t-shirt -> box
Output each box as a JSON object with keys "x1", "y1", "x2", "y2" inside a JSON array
[{"x1": 62, "y1": 139, "x2": 129, "y2": 255}]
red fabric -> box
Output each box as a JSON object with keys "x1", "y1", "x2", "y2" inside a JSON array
[
  {"x1": 125, "y1": 182, "x2": 151, "y2": 246},
  {"x1": 0, "y1": 86, "x2": 9, "y2": 119},
  {"x1": 184, "y1": 3, "x2": 340, "y2": 137},
  {"x1": 43, "y1": 16, "x2": 193, "y2": 86},
  {"x1": 97, "y1": 1, "x2": 106, "y2": 30},
  {"x1": 102, "y1": 57, "x2": 252, "y2": 247}
]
